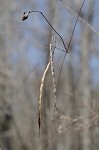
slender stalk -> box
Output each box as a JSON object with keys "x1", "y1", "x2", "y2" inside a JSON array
[
  {"x1": 29, "y1": 11, "x2": 68, "y2": 53},
  {"x1": 22, "y1": 10, "x2": 68, "y2": 53},
  {"x1": 56, "y1": 0, "x2": 86, "y2": 92},
  {"x1": 22, "y1": 0, "x2": 86, "y2": 135}
]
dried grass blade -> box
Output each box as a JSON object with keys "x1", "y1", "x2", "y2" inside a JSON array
[
  {"x1": 50, "y1": 34, "x2": 57, "y2": 118},
  {"x1": 38, "y1": 60, "x2": 50, "y2": 137}
]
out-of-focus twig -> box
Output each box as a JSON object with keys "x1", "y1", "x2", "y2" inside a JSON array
[{"x1": 60, "y1": 0, "x2": 99, "y2": 36}]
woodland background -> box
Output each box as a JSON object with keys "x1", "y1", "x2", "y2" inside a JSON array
[{"x1": 0, "y1": 0, "x2": 99, "y2": 150}]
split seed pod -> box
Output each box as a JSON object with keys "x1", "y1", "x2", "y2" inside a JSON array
[{"x1": 22, "y1": 12, "x2": 29, "y2": 21}]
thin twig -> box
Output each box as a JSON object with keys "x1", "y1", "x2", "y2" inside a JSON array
[
  {"x1": 22, "y1": 11, "x2": 68, "y2": 53},
  {"x1": 43, "y1": 44, "x2": 66, "y2": 53},
  {"x1": 56, "y1": 0, "x2": 86, "y2": 93},
  {"x1": 61, "y1": 1, "x2": 99, "y2": 36}
]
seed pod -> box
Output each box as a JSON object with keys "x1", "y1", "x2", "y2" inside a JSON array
[{"x1": 22, "y1": 12, "x2": 29, "y2": 21}]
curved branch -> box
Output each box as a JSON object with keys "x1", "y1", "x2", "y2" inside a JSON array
[{"x1": 22, "y1": 10, "x2": 68, "y2": 53}]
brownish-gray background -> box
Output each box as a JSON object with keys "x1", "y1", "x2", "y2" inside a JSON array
[{"x1": 0, "y1": 0, "x2": 99, "y2": 150}]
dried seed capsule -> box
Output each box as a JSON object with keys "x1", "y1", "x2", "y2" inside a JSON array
[{"x1": 22, "y1": 12, "x2": 29, "y2": 21}]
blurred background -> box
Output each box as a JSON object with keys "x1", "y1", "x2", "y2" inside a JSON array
[{"x1": 0, "y1": 0, "x2": 99, "y2": 149}]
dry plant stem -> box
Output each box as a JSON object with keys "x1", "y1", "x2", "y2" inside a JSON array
[
  {"x1": 50, "y1": 35, "x2": 57, "y2": 119},
  {"x1": 38, "y1": 44, "x2": 56, "y2": 136},
  {"x1": 56, "y1": 0, "x2": 86, "y2": 92},
  {"x1": 22, "y1": 11, "x2": 67, "y2": 52},
  {"x1": 28, "y1": 11, "x2": 68, "y2": 53},
  {"x1": 38, "y1": 61, "x2": 50, "y2": 137},
  {"x1": 43, "y1": 44, "x2": 66, "y2": 53},
  {"x1": 38, "y1": 36, "x2": 57, "y2": 136},
  {"x1": 22, "y1": 0, "x2": 85, "y2": 137}
]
